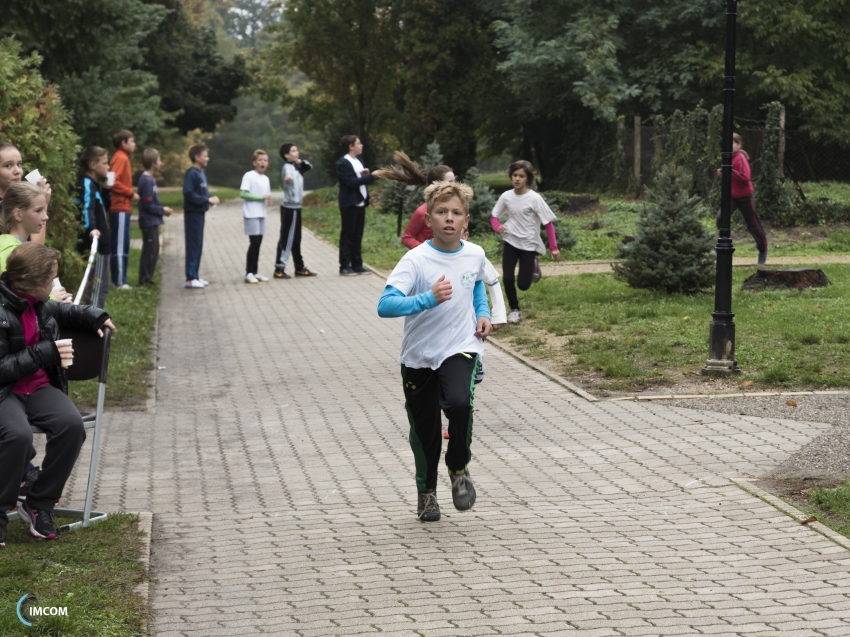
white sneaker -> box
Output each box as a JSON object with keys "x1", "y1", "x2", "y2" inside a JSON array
[
  {"x1": 114, "y1": 283, "x2": 132, "y2": 290},
  {"x1": 198, "y1": 278, "x2": 210, "y2": 286},
  {"x1": 507, "y1": 309, "x2": 522, "y2": 324},
  {"x1": 254, "y1": 273, "x2": 269, "y2": 282},
  {"x1": 185, "y1": 279, "x2": 205, "y2": 289},
  {"x1": 244, "y1": 273, "x2": 259, "y2": 284}
]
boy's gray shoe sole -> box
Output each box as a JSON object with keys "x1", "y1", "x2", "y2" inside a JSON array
[
  {"x1": 450, "y1": 469, "x2": 476, "y2": 511},
  {"x1": 417, "y1": 490, "x2": 441, "y2": 522}
]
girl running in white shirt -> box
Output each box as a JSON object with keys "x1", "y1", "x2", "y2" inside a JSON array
[{"x1": 490, "y1": 160, "x2": 560, "y2": 323}]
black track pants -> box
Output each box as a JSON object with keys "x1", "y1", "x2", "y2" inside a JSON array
[
  {"x1": 276, "y1": 206, "x2": 304, "y2": 273},
  {"x1": 502, "y1": 241, "x2": 536, "y2": 311},
  {"x1": 717, "y1": 197, "x2": 768, "y2": 254},
  {"x1": 339, "y1": 205, "x2": 366, "y2": 269},
  {"x1": 246, "y1": 235, "x2": 263, "y2": 275},
  {"x1": 402, "y1": 353, "x2": 479, "y2": 493}
]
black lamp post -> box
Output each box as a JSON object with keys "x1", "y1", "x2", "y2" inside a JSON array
[{"x1": 703, "y1": 0, "x2": 742, "y2": 376}]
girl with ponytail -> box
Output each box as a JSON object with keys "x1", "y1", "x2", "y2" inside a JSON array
[{"x1": 374, "y1": 152, "x2": 455, "y2": 249}]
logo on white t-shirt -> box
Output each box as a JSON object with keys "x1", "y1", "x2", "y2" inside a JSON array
[{"x1": 461, "y1": 271, "x2": 476, "y2": 289}]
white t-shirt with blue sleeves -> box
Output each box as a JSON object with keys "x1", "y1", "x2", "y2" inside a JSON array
[{"x1": 386, "y1": 240, "x2": 489, "y2": 370}]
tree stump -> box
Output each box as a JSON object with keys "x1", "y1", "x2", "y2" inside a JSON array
[{"x1": 741, "y1": 268, "x2": 831, "y2": 291}]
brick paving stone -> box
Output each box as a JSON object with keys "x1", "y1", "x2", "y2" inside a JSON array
[{"x1": 58, "y1": 199, "x2": 850, "y2": 635}]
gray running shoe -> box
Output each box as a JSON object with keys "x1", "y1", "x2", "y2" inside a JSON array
[
  {"x1": 417, "y1": 490, "x2": 441, "y2": 522},
  {"x1": 449, "y1": 469, "x2": 476, "y2": 511}
]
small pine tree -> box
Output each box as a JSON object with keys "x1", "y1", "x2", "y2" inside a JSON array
[
  {"x1": 463, "y1": 166, "x2": 497, "y2": 236},
  {"x1": 613, "y1": 164, "x2": 714, "y2": 294}
]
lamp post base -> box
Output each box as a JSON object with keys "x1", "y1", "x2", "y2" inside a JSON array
[{"x1": 701, "y1": 358, "x2": 741, "y2": 376}]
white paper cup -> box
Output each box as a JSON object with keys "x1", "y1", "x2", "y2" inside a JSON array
[
  {"x1": 24, "y1": 169, "x2": 42, "y2": 185},
  {"x1": 55, "y1": 338, "x2": 73, "y2": 367},
  {"x1": 106, "y1": 171, "x2": 115, "y2": 187}
]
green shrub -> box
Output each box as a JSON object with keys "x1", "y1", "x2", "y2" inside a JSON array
[
  {"x1": 464, "y1": 166, "x2": 497, "y2": 236},
  {"x1": 612, "y1": 163, "x2": 714, "y2": 294},
  {"x1": 0, "y1": 38, "x2": 83, "y2": 283}
]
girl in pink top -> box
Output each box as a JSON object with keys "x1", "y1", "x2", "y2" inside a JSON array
[
  {"x1": 374, "y1": 153, "x2": 455, "y2": 249},
  {"x1": 718, "y1": 133, "x2": 767, "y2": 265}
]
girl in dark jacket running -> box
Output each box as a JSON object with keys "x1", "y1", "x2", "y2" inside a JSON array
[{"x1": 0, "y1": 243, "x2": 115, "y2": 546}]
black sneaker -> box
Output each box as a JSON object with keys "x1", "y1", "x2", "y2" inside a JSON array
[
  {"x1": 449, "y1": 469, "x2": 476, "y2": 511},
  {"x1": 417, "y1": 490, "x2": 441, "y2": 522},
  {"x1": 340, "y1": 267, "x2": 357, "y2": 276},
  {"x1": 274, "y1": 270, "x2": 291, "y2": 279},
  {"x1": 19, "y1": 465, "x2": 40, "y2": 497},
  {"x1": 18, "y1": 502, "x2": 57, "y2": 540},
  {"x1": 352, "y1": 265, "x2": 372, "y2": 275},
  {"x1": 295, "y1": 268, "x2": 318, "y2": 277}
]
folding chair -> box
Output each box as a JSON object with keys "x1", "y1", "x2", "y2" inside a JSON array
[{"x1": 10, "y1": 326, "x2": 113, "y2": 531}]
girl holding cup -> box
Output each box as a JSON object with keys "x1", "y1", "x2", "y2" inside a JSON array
[
  {"x1": 0, "y1": 141, "x2": 51, "y2": 244},
  {"x1": 0, "y1": 182, "x2": 71, "y2": 302},
  {"x1": 0, "y1": 242, "x2": 116, "y2": 544}
]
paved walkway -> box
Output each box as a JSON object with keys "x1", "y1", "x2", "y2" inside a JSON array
[{"x1": 63, "y1": 198, "x2": 850, "y2": 636}]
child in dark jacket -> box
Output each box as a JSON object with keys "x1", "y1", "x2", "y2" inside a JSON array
[
  {"x1": 182, "y1": 143, "x2": 220, "y2": 289},
  {"x1": 138, "y1": 149, "x2": 173, "y2": 286},
  {"x1": 75, "y1": 147, "x2": 113, "y2": 309},
  {"x1": 0, "y1": 243, "x2": 116, "y2": 546}
]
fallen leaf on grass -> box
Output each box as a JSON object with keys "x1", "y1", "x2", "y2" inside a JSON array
[
  {"x1": 742, "y1": 380, "x2": 754, "y2": 388},
  {"x1": 786, "y1": 399, "x2": 798, "y2": 407},
  {"x1": 801, "y1": 516, "x2": 817, "y2": 525}
]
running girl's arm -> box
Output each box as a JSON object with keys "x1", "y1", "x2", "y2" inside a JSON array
[
  {"x1": 490, "y1": 217, "x2": 502, "y2": 233},
  {"x1": 490, "y1": 195, "x2": 507, "y2": 233},
  {"x1": 473, "y1": 280, "x2": 491, "y2": 320},
  {"x1": 401, "y1": 210, "x2": 426, "y2": 249},
  {"x1": 377, "y1": 285, "x2": 437, "y2": 318},
  {"x1": 731, "y1": 153, "x2": 751, "y2": 185},
  {"x1": 544, "y1": 222, "x2": 557, "y2": 252}
]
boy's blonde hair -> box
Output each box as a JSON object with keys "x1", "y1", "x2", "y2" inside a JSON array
[
  {"x1": 142, "y1": 148, "x2": 161, "y2": 170},
  {"x1": 0, "y1": 181, "x2": 44, "y2": 234},
  {"x1": 253, "y1": 149, "x2": 268, "y2": 161},
  {"x1": 424, "y1": 181, "x2": 473, "y2": 216},
  {"x1": 5, "y1": 243, "x2": 59, "y2": 293}
]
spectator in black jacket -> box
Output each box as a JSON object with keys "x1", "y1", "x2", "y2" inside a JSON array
[
  {"x1": 0, "y1": 243, "x2": 116, "y2": 546},
  {"x1": 335, "y1": 135, "x2": 376, "y2": 276},
  {"x1": 75, "y1": 146, "x2": 113, "y2": 309}
]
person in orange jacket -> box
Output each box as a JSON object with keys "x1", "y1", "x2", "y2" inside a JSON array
[{"x1": 108, "y1": 130, "x2": 139, "y2": 290}]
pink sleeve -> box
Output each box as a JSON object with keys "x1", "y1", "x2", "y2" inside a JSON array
[
  {"x1": 545, "y1": 222, "x2": 557, "y2": 252},
  {"x1": 490, "y1": 216, "x2": 501, "y2": 233}
]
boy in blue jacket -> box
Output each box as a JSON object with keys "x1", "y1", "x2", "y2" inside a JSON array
[
  {"x1": 182, "y1": 144, "x2": 219, "y2": 289},
  {"x1": 138, "y1": 149, "x2": 173, "y2": 286},
  {"x1": 75, "y1": 146, "x2": 113, "y2": 309}
]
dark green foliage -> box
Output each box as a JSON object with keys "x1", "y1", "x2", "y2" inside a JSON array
[
  {"x1": 613, "y1": 164, "x2": 714, "y2": 293},
  {"x1": 0, "y1": 39, "x2": 84, "y2": 283},
  {"x1": 463, "y1": 167, "x2": 498, "y2": 236},
  {"x1": 754, "y1": 102, "x2": 791, "y2": 222},
  {"x1": 395, "y1": 0, "x2": 493, "y2": 176},
  {"x1": 143, "y1": 0, "x2": 247, "y2": 135}
]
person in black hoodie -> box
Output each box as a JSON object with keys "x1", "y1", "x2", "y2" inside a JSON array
[
  {"x1": 335, "y1": 135, "x2": 376, "y2": 276},
  {"x1": 75, "y1": 147, "x2": 113, "y2": 309},
  {"x1": 0, "y1": 243, "x2": 115, "y2": 547}
]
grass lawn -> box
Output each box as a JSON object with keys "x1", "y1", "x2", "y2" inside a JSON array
[
  {"x1": 302, "y1": 203, "x2": 504, "y2": 272},
  {"x1": 0, "y1": 514, "x2": 148, "y2": 636},
  {"x1": 497, "y1": 264, "x2": 850, "y2": 395},
  {"x1": 805, "y1": 481, "x2": 850, "y2": 539},
  {"x1": 68, "y1": 248, "x2": 159, "y2": 411}
]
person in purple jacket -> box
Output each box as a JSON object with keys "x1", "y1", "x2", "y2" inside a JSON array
[{"x1": 138, "y1": 149, "x2": 173, "y2": 286}]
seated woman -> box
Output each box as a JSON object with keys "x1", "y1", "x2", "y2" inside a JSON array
[{"x1": 0, "y1": 243, "x2": 116, "y2": 546}]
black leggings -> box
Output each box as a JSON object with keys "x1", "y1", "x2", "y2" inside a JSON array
[
  {"x1": 246, "y1": 235, "x2": 263, "y2": 275},
  {"x1": 502, "y1": 241, "x2": 536, "y2": 310},
  {"x1": 717, "y1": 197, "x2": 768, "y2": 254}
]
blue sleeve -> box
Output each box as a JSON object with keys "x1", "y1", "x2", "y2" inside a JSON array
[
  {"x1": 377, "y1": 285, "x2": 437, "y2": 318},
  {"x1": 473, "y1": 280, "x2": 491, "y2": 320},
  {"x1": 80, "y1": 180, "x2": 94, "y2": 231},
  {"x1": 182, "y1": 170, "x2": 208, "y2": 207}
]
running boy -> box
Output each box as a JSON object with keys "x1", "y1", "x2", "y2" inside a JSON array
[
  {"x1": 108, "y1": 130, "x2": 139, "y2": 290},
  {"x1": 240, "y1": 150, "x2": 272, "y2": 284},
  {"x1": 275, "y1": 143, "x2": 317, "y2": 278},
  {"x1": 377, "y1": 181, "x2": 492, "y2": 522},
  {"x1": 491, "y1": 160, "x2": 560, "y2": 323},
  {"x1": 76, "y1": 146, "x2": 113, "y2": 307},
  {"x1": 183, "y1": 143, "x2": 220, "y2": 289},
  {"x1": 138, "y1": 149, "x2": 173, "y2": 286}
]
